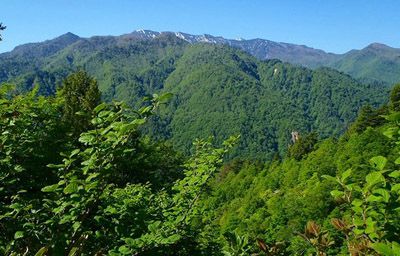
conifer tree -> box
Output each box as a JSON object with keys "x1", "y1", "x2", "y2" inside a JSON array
[
  {"x1": 390, "y1": 83, "x2": 400, "y2": 111},
  {"x1": 60, "y1": 70, "x2": 101, "y2": 136}
]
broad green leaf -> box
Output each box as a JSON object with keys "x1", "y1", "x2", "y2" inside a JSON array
[
  {"x1": 72, "y1": 221, "x2": 81, "y2": 232},
  {"x1": 369, "y1": 156, "x2": 387, "y2": 171},
  {"x1": 93, "y1": 102, "x2": 107, "y2": 113},
  {"x1": 366, "y1": 171, "x2": 385, "y2": 188},
  {"x1": 165, "y1": 233, "x2": 181, "y2": 244},
  {"x1": 78, "y1": 133, "x2": 95, "y2": 144},
  {"x1": 391, "y1": 184, "x2": 400, "y2": 193},
  {"x1": 372, "y1": 242, "x2": 397, "y2": 256},
  {"x1": 91, "y1": 117, "x2": 102, "y2": 125},
  {"x1": 330, "y1": 190, "x2": 344, "y2": 198},
  {"x1": 367, "y1": 194, "x2": 383, "y2": 202},
  {"x1": 124, "y1": 238, "x2": 136, "y2": 246},
  {"x1": 389, "y1": 170, "x2": 400, "y2": 178},
  {"x1": 383, "y1": 127, "x2": 398, "y2": 138},
  {"x1": 352, "y1": 205, "x2": 364, "y2": 214},
  {"x1": 41, "y1": 184, "x2": 59, "y2": 192},
  {"x1": 341, "y1": 169, "x2": 352, "y2": 182},
  {"x1": 148, "y1": 221, "x2": 161, "y2": 233},
  {"x1": 373, "y1": 188, "x2": 390, "y2": 202},
  {"x1": 14, "y1": 231, "x2": 24, "y2": 239},
  {"x1": 351, "y1": 199, "x2": 363, "y2": 207},
  {"x1": 64, "y1": 182, "x2": 79, "y2": 194},
  {"x1": 69, "y1": 149, "x2": 80, "y2": 158},
  {"x1": 385, "y1": 112, "x2": 400, "y2": 122},
  {"x1": 118, "y1": 245, "x2": 131, "y2": 255}
]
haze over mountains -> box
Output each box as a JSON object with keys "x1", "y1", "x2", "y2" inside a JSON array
[{"x1": 2, "y1": 29, "x2": 400, "y2": 85}]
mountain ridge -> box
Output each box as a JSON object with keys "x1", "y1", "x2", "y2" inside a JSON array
[{"x1": 2, "y1": 29, "x2": 399, "y2": 85}]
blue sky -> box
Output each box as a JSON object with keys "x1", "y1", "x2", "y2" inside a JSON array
[{"x1": 1, "y1": 0, "x2": 399, "y2": 53}]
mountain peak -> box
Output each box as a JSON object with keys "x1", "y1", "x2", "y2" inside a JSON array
[
  {"x1": 48, "y1": 32, "x2": 81, "y2": 47},
  {"x1": 365, "y1": 42, "x2": 392, "y2": 50}
]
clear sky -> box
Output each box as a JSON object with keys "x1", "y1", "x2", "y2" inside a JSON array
[{"x1": 1, "y1": 0, "x2": 399, "y2": 54}]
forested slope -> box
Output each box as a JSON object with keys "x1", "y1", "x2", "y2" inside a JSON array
[{"x1": 0, "y1": 35, "x2": 388, "y2": 159}]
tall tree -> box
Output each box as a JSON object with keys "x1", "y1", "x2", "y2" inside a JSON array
[
  {"x1": 390, "y1": 83, "x2": 400, "y2": 111},
  {"x1": 59, "y1": 70, "x2": 101, "y2": 136}
]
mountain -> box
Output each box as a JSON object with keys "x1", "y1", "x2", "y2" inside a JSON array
[
  {"x1": 120, "y1": 29, "x2": 339, "y2": 68},
  {"x1": 0, "y1": 31, "x2": 389, "y2": 159},
  {"x1": 118, "y1": 30, "x2": 400, "y2": 85},
  {"x1": 329, "y1": 43, "x2": 400, "y2": 85},
  {"x1": 2, "y1": 29, "x2": 400, "y2": 85}
]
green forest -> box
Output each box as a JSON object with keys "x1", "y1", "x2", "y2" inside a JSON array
[
  {"x1": 0, "y1": 35, "x2": 389, "y2": 160},
  {"x1": 1, "y1": 68, "x2": 400, "y2": 255}
]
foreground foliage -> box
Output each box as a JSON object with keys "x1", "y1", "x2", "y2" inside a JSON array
[{"x1": 0, "y1": 74, "x2": 238, "y2": 255}]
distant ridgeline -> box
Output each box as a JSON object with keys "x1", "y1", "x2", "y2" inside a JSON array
[{"x1": 0, "y1": 31, "x2": 391, "y2": 159}]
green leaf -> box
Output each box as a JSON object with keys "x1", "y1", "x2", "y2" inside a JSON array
[
  {"x1": 165, "y1": 233, "x2": 181, "y2": 244},
  {"x1": 366, "y1": 194, "x2": 383, "y2": 202},
  {"x1": 72, "y1": 221, "x2": 81, "y2": 232},
  {"x1": 78, "y1": 133, "x2": 95, "y2": 144},
  {"x1": 64, "y1": 182, "x2": 78, "y2": 194},
  {"x1": 41, "y1": 184, "x2": 59, "y2": 192},
  {"x1": 372, "y1": 242, "x2": 397, "y2": 256},
  {"x1": 70, "y1": 149, "x2": 80, "y2": 158},
  {"x1": 93, "y1": 103, "x2": 107, "y2": 113},
  {"x1": 369, "y1": 156, "x2": 387, "y2": 171},
  {"x1": 139, "y1": 106, "x2": 153, "y2": 115},
  {"x1": 47, "y1": 163, "x2": 65, "y2": 169},
  {"x1": 391, "y1": 184, "x2": 400, "y2": 193},
  {"x1": 341, "y1": 169, "x2": 352, "y2": 182},
  {"x1": 366, "y1": 171, "x2": 386, "y2": 188},
  {"x1": 330, "y1": 190, "x2": 344, "y2": 198},
  {"x1": 14, "y1": 231, "x2": 24, "y2": 239},
  {"x1": 118, "y1": 245, "x2": 131, "y2": 255},
  {"x1": 34, "y1": 247, "x2": 48, "y2": 256},
  {"x1": 68, "y1": 247, "x2": 79, "y2": 256},
  {"x1": 389, "y1": 170, "x2": 400, "y2": 178},
  {"x1": 383, "y1": 127, "x2": 399, "y2": 138},
  {"x1": 124, "y1": 238, "x2": 136, "y2": 246},
  {"x1": 321, "y1": 175, "x2": 337, "y2": 183},
  {"x1": 385, "y1": 112, "x2": 400, "y2": 122},
  {"x1": 148, "y1": 221, "x2": 161, "y2": 233},
  {"x1": 373, "y1": 188, "x2": 390, "y2": 202},
  {"x1": 351, "y1": 199, "x2": 363, "y2": 207}
]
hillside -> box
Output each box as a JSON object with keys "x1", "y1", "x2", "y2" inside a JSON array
[
  {"x1": 329, "y1": 43, "x2": 400, "y2": 85},
  {"x1": 0, "y1": 33, "x2": 389, "y2": 159},
  {"x1": 198, "y1": 98, "x2": 398, "y2": 255}
]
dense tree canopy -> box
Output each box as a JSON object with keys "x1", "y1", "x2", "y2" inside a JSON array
[{"x1": 0, "y1": 70, "x2": 399, "y2": 255}]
